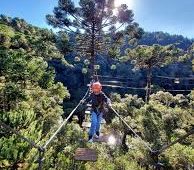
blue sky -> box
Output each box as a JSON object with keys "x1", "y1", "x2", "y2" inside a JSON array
[{"x1": 0, "y1": 0, "x2": 194, "y2": 38}]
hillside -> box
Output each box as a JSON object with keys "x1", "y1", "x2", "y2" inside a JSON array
[{"x1": 0, "y1": 14, "x2": 194, "y2": 170}]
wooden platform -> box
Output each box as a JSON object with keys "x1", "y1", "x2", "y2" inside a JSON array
[{"x1": 74, "y1": 148, "x2": 97, "y2": 161}]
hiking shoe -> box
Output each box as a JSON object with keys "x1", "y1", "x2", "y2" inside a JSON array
[
  {"x1": 88, "y1": 138, "x2": 93, "y2": 143},
  {"x1": 94, "y1": 134, "x2": 99, "y2": 139}
]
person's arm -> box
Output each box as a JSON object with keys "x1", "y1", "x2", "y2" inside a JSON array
[{"x1": 81, "y1": 93, "x2": 92, "y2": 104}]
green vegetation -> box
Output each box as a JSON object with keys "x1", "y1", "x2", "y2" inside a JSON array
[
  {"x1": 46, "y1": 0, "x2": 143, "y2": 77},
  {"x1": 124, "y1": 44, "x2": 184, "y2": 102},
  {"x1": 0, "y1": 15, "x2": 71, "y2": 169},
  {"x1": 0, "y1": 0, "x2": 194, "y2": 169}
]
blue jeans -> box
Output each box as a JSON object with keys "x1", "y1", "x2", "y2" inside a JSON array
[{"x1": 89, "y1": 111, "x2": 102, "y2": 138}]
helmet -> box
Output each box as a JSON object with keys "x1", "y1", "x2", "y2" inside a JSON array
[{"x1": 91, "y1": 81, "x2": 102, "y2": 93}]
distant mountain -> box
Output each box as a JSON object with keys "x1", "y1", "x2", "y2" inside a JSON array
[{"x1": 139, "y1": 31, "x2": 193, "y2": 50}]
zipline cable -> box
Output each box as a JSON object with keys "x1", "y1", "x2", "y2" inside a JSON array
[
  {"x1": 101, "y1": 80, "x2": 128, "y2": 84},
  {"x1": 42, "y1": 87, "x2": 90, "y2": 149},
  {"x1": 98, "y1": 74, "x2": 194, "y2": 81},
  {"x1": 165, "y1": 89, "x2": 191, "y2": 92},
  {"x1": 87, "y1": 83, "x2": 145, "y2": 90},
  {"x1": 97, "y1": 74, "x2": 135, "y2": 80},
  {"x1": 155, "y1": 75, "x2": 194, "y2": 80}
]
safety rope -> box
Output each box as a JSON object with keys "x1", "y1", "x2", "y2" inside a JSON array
[
  {"x1": 0, "y1": 120, "x2": 45, "y2": 170},
  {"x1": 105, "y1": 93, "x2": 194, "y2": 155},
  {"x1": 0, "y1": 120, "x2": 40, "y2": 150},
  {"x1": 103, "y1": 93, "x2": 153, "y2": 152},
  {"x1": 109, "y1": 106, "x2": 153, "y2": 152},
  {"x1": 42, "y1": 87, "x2": 90, "y2": 149},
  {"x1": 1, "y1": 80, "x2": 193, "y2": 170},
  {"x1": 155, "y1": 127, "x2": 194, "y2": 154},
  {"x1": 109, "y1": 102, "x2": 193, "y2": 154}
]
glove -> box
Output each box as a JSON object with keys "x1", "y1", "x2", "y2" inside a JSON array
[
  {"x1": 107, "y1": 99, "x2": 112, "y2": 107},
  {"x1": 80, "y1": 99, "x2": 85, "y2": 104},
  {"x1": 108, "y1": 103, "x2": 112, "y2": 108}
]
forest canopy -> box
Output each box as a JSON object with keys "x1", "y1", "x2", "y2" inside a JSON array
[{"x1": 0, "y1": 0, "x2": 194, "y2": 169}]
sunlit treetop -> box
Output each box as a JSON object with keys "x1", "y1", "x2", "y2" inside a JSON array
[
  {"x1": 46, "y1": 0, "x2": 143, "y2": 77},
  {"x1": 46, "y1": 0, "x2": 143, "y2": 40}
]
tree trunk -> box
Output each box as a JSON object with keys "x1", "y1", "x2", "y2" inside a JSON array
[
  {"x1": 121, "y1": 131, "x2": 129, "y2": 152},
  {"x1": 3, "y1": 90, "x2": 6, "y2": 111},
  {"x1": 90, "y1": 20, "x2": 96, "y2": 80},
  {"x1": 145, "y1": 68, "x2": 152, "y2": 103}
]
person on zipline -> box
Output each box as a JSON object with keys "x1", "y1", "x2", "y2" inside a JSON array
[{"x1": 81, "y1": 81, "x2": 112, "y2": 142}]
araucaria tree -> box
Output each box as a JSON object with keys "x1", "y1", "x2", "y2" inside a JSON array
[
  {"x1": 126, "y1": 44, "x2": 184, "y2": 103},
  {"x1": 46, "y1": 0, "x2": 143, "y2": 78}
]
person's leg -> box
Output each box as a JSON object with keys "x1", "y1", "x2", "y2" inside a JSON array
[
  {"x1": 95, "y1": 112, "x2": 102, "y2": 137},
  {"x1": 88, "y1": 111, "x2": 97, "y2": 140}
]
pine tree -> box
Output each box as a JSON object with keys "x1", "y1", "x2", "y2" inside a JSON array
[
  {"x1": 46, "y1": 0, "x2": 143, "y2": 78},
  {"x1": 0, "y1": 16, "x2": 70, "y2": 169},
  {"x1": 125, "y1": 44, "x2": 184, "y2": 103}
]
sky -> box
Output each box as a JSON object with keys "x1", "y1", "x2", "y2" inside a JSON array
[{"x1": 0, "y1": 0, "x2": 194, "y2": 38}]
